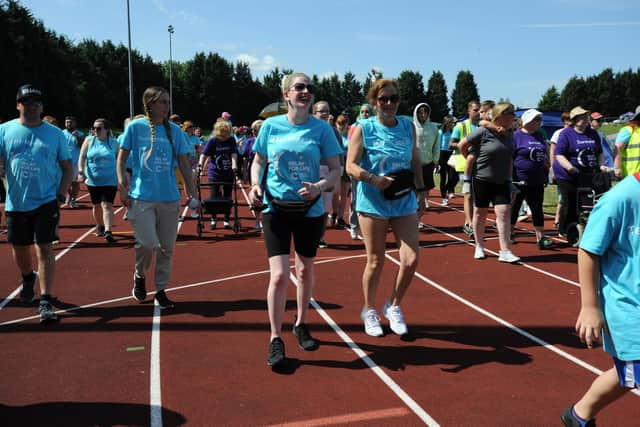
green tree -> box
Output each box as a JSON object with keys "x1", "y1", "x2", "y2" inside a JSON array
[
  {"x1": 451, "y1": 70, "x2": 480, "y2": 117},
  {"x1": 341, "y1": 71, "x2": 363, "y2": 122},
  {"x1": 537, "y1": 86, "x2": 561, "y2": 111},
  {"x1": 397, "y1": 70, "x2": 426, "y2": 116},
  {"x1": 425, "y1": 71, "x2": 449, "y2": 122},
  {"x1": 559, "y1": 76, "x2": 587, "y2": 111}
]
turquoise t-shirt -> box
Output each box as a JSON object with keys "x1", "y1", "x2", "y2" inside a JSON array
[
  {"x1": 355, "y1": 116, "x2": 418, "y2": 218},
  {"x1": 579, "y1": 173, "x2": 640, "y2": 360},
  {"x1": 120, "y1": 118, "x2": 190, "y2": 202},
  {"x1": 439, "y1": 129, "x2": 452, "y2": 151},
  {"x1": 615, "y1": 127, "x2": 632, "y2": 144},
  {"x1": 62, "y1": 128, "x2": 84, "y2": 166},
  {"x1": 86, "y1": 136, "x2": 118, "y2": 187},
  {"x1": 0, "y1": 119, "x2": 71, "y2": 211},
  {"x1": 253, "y1": 115, "x2": 342, "y2": 217},
  {"x1": 188, "y1": 134, "x2": 201, "y2": 157}
]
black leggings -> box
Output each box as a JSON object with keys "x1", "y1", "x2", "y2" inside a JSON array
[
  {"x1": 211, "y1": 182, "x2": 232, "y2": 220},
  {"x1": 438, "y1": 150, "x2": 458, "y2": 198},
  {"x1": 510, "y1": 184, "x2": 545, "y2": 227}
]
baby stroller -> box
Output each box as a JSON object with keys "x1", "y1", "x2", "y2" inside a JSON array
[
  {"x1": 195, "y1": 175, "x2": 240, "y2": 238},
  {"x1": 566, "y1": 171, "x2": 612, "y2": 246}
]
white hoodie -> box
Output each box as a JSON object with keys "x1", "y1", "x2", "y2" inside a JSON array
[{"x1": 413, "y1": 102, "x2": 440, "y2": 165}]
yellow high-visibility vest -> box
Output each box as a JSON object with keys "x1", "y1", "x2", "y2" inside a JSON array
[{"x1": 620, "y1": 125, "x2": 640, "y2": 176}]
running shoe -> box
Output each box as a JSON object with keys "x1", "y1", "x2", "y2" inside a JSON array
[
  {"x1": 561, "y1": 405, "x2": 596, "y2": 427},
  {"x1": 474, "y1": 245, "x2": 486, "y2": 260},
  {"x1": 337, "y1": 218, "x2": 347, "y2": 228},
  {"x1": 318, "y1": 239, "x2": 328, "y2": 248},
  {"x1": 498, "y1": 250, "x2": 520, "y2": 263},
  {"x1": 382, "y1": 302, "x2": 408, "y2": 335},
  {"x1": 267, "y1": 337, "x2": 286, "y2": 367},
  {"x1": 517, "y1": 214, "x2": 530, "y2": 223},
  {"x1": 223, "y1": 220, "x2": 231, "y2": 230},
  {"x1": 462, "y1": 224, "x2": 474, "y2": 236},
  {"x1": 69, "y1": 198, "x2": 78, "y2": 209},
  {"x1": 442, "y1": 198, "x2": 448, "y2": 206},
  {"x1": 537, "y1": 237, "x2": 553, "y2": 250},
  {"x1": 361, "y1": 309, "x2": 384, "y2": 337},
  {"x1": 19, "y1": 271, "x2": 37, "y2": 304},
  {"x1": 104, "y1": 231, "x2": 115, "y2": 243},
  {"x1": 349, "y1": 227, "x2": 358, "y2": 240},
  {"x1": 132, "y1": 275, "x2": 147, "y2": 302},
  {"x1": 154, "y1": 290, "x2": 175, "y2": 309},
  {"x1": 95, "y1": 225, "x2": 105, "y2": 237},
  {"x1": 292, "y1": 323, "x2": 319, "y2": 351},
  {"x1": 38, "y1": 300, "x2": 58, "y2": 323},
  {"x1": 189, "y1": 208, "x2": 199, "y2": 218},
  {"x1": 254, "y1": 220, "x2": 262, "y2": 231},
  {"x1": 330, "y1": 213, "x2": 337, "y2": 226},
  {"x1": 210, "y1": 219, "x2": 217, "y2": 230},
  {"x1": 424, "y1": 199, "x2": 429, "y2": 209}
]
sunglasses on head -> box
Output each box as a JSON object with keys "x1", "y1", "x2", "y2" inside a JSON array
[
  {"x1": 377, "y1": 94, "x2": 399, "y2": 104},
  {"x1": 289, "y1": 83, "x2": 316, "y2": 94}
]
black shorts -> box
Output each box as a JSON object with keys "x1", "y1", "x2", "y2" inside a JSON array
[
  {"x1": 7, "y1": 200, "x2": 60, "y2": 245},
  {"x1": 421, "y1": 164, "x2": 435, "y2": 191},
  {"x1": 262, "y1": 213, "x2": 325, "y2": 258},
  {"x1": 87, "y1": 185, "x2": 118, "y2": 205},
  {"x1": 472, "y1": 178, "x2": 511, "y2": 208}
]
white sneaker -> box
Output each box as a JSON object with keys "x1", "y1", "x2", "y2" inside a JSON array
[
  {"x1": 498, "y1": 250, "x2": 520, "y2": 263},
  {"x1": 254, "y1": 220, "x2": 262, "y2": 231},
  {"x1": 474, "y1": 245, "x2": 486, "y2": 259},
  {"x1": 382, "y1": 301, "x2": 408, "y2": 335},
  {"x1": 361, "y1": 309, "x2": 383, "y2": 337},
  {"x1": 350, "y1": 227, "x2": 359, "y2": 240},
  {"x1": 442, "y1": 198, "x2": 448, "y2": 206},
  {"x1": 424, "y1": 199, "x2": 429, "y2": 209},
  {"x1": 190, "y1": 208, "x2": 199, "y2": 218},
  {"x1": 223, "y1": 220, "x2": 231, "y2": 229},
  {"x1": 69, "y1": 199, "x2": 78, "y2": 209}
]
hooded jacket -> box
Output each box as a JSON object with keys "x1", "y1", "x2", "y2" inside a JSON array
[{"x1": 413, "y1": 102, "x2": 440, "y2": 165}]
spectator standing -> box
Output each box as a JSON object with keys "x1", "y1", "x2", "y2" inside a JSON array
[
  {"x1": 413, "y1": 102, "x2": 439, "y2": 214},
  {"x1": 437, "y1": 116, "x2": 457, "y2": 205},
  {"x1": 62, "y1": 115, "x2": 84, "y2": 208},
  {"x1": 614, "y1": 106, "x2": 640, "y2": 178}
]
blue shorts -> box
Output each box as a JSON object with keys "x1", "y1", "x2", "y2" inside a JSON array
[{"x1": 613, "y1": 357, "x2": 640, "y2": 388}]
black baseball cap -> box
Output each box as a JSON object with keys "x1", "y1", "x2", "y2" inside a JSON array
[{"x1": 16, "y1": 84, "x2": 43, "y2": 102}]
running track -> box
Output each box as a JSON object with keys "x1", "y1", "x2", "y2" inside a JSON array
[{"x1": 0, "y1": 185, "x2": 637, "y2": 426}]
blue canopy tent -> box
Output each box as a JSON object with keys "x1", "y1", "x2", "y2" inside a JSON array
[{"x1": 515, "y1": 109, "x2": 563, "y2": 139}]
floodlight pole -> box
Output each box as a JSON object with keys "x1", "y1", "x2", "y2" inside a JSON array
[
  {"x1": 168, "y1": 25, "x2": 174, "y2": 116},
  {"x1": 126, "y1": 0, "x2": 134, "y2": 117}
]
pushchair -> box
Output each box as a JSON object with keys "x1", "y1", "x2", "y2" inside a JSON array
[
  {"x1": 565, "y1": 171, "x2": 612, "y2": 246},
  {"x1": 195, "y1": 175, "x2": 240, "y2": 238}
]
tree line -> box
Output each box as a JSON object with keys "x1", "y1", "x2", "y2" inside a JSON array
[{"x1": 3, "y1": 1, "x2": 637, "y2": 129}]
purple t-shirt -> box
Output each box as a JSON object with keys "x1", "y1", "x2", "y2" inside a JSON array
[
  {"x1": 201, "y1": 136, "x2": 236, "y2": 182},
  {"x1": 513, "y1": 130, "x2": 548, "y2": 185},
  {"x1": 552, "y1": 127, "x2": 602, "y2": 182}
]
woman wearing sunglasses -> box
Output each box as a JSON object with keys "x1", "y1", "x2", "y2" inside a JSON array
[
  {"x1": 248, "y1": 72, "x2": 342, "y2": 368},
  {"x1": 77, "y1": 118, "x2": 119, "y2": 243},
  {"x1": 346, "y1": 79, "x2": 425, "y2": 337}
]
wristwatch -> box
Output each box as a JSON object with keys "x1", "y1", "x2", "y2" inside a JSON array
[{"x1": 56, "y1": 194, "x2": 66, "y2": 203}]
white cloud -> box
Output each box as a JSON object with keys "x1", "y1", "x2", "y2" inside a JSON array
[
  {"x1": 152, "y1": 0, "x2": 205, "y2": 26},
  {"x1": 521, "y1": 21, "x2": 640, "y2": 28},
  {"x1": 235, "y1": 54, "x2": 277, "y2": 72}
]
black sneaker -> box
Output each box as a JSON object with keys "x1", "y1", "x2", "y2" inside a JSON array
[
  {"x1": 537, "y1": 237, "x2": 553, "y2": 250},
  {"x1": 105, "y1": 231, "x2": 115, "y2": 243},
  {"x1": 337, "y1": 218, "x2": 347, "y2": 228},
  {"x1": 561, "y1": 405, "x2": 596, "y2": 427},
  {"x1": 292, "y1": 323, "x2": 319, "y2": 351},
  {"x1": 267, "y1": 337, "x2": 285, "y2": 367},
  {"x1": 154, "y1": 290, "x2": 175, "y2": 309},
  {"x1": 95, "y1": 225, "x2": 105, "y2": 237},
  {"x1": 39, "y1": 300, "x2": 58, "y2": 323},
  {"x1": 318, "y1": 239, "x2": 328, "y2": 248},
  {"x1": 132, "y1": 275, "x2": 147, "y2": 302},
  {"x1": 19, "y1": 272, "x2": 37, "y2": 304}
]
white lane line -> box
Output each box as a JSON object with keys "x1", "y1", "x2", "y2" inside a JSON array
[
  {"x1": 382, "y1": 252, "x2": 640, "y2": 398},
  {"x1": 289, "y1": 272, "x2": 439, "y2": 426},
  {"x1": 423, "y1": 223, "x2": 580, "y2": 288},
  {"x1": 149, "y1": 204, "x2": 189, "y2": 427},
  {"x1": 150, "y1": 304, "x2": 163, "y2": 427},
  {"x1": 0, "y1": 206, "x2": 125, "y2": 310}
]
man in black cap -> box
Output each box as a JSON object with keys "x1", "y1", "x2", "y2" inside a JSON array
[{"x1": 0, "y1": 84, "x2": 73, "y2": 323}]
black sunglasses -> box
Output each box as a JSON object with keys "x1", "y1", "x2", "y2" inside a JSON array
[
  {"x1": 290, "y1": 83, "x2": 316, "y2": 94},
  {"x1": 377, "y1": 94, "x2": 399, "y2": 104}
]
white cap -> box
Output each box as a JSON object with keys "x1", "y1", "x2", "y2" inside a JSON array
[{"x1": 521, "y1": 109, "x2": 543, "y2": 127}]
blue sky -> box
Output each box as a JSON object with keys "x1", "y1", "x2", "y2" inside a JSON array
[{"x1": 23, "y1": 0, "x2": 639, "y2": 109}]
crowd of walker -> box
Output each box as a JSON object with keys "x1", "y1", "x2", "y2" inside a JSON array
[{"x1": 1, "y1": 78, "x2": 639, "y2": 426}]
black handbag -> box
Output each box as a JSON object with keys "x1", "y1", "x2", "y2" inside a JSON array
[
  {"x1": 265, "y1": 189, "x2": 320, "y2": 220},
  {"x1": 383, "y1": 169, "x2": 415, "y2": 200}
]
